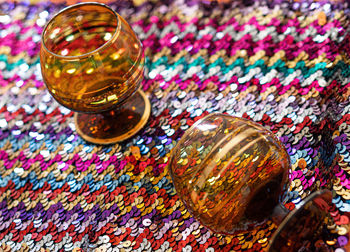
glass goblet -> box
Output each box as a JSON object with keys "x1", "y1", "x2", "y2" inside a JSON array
[
  {"x1": 169, "y1": 113, "x2": 333, "y2": 251},
  {"x1": 40, "y1": 2, "x2": 150, "y2": 144}
]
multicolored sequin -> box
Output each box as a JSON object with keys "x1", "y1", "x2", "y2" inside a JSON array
[{"x1": 0, "y1": 0, "x2": 350, "y2": 251}]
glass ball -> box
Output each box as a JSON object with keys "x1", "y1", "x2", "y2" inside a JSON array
[{"x1": 169, "y1": 113, "x2": 291, "y2": 234}]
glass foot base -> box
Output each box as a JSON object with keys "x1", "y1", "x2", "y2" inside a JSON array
[
  {"x1": 268, "y1": 189, "x2": 332, "y2": 252},
  {"x1": 74, "y1": 90, "x2": 151, "y2": 145}
]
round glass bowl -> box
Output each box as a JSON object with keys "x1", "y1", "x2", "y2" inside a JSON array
[{"x1": 169, "y1": 113, "x2": 290, "y2": 234}]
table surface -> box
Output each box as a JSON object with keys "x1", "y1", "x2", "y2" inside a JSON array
[{"x1": 0, "y1": 0, "x2": 350, "y2": 251}]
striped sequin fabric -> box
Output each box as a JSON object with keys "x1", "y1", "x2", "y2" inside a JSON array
[{"x1": 0, "y1": 0, "x2": 350, "y2": 251}]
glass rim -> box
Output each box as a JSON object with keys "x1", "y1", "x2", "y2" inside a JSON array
[{"x1": 41, "y1": 2, "x2": 121, "y2": 59}]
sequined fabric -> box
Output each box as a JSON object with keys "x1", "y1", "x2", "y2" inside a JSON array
[{"x1": 0, "y1": 0, "x2": 350, "y2": 251}]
